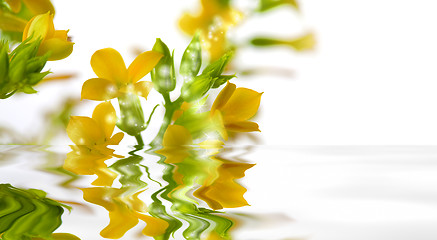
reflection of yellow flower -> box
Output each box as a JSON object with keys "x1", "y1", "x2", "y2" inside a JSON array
[
  {"x1": 211, "y1": 82, "x2": 262, "y2": 139},
  {"x1": 66, "y1": 102, "x2": 124, "y2": 151},
  {"x1": 81, "y1": 48, "x2": 162, "y2": 101},
  {"x1": 178, "y1": 0, "x2": 242, "y2": 61},
  {"x1": 82, "y1": 187, "x2": 168, "y2": 239},
  {"x1": 194, "y1": 158, "x2": 255, "y2": 210},
  {"x1": 22, "y1": 12, "x2": 74, "y2": 61}
]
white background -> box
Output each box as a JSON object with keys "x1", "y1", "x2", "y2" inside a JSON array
[{"x1": 1, "y1": 0, "x2": 437, "y2": 145}]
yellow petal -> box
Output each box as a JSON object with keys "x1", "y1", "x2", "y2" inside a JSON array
[
  {"x1": 211, "y1": 82, "x2": 235, "y2": 114},
  {"x1": 127, "y1": 51, "x2": 163, "y2": 83},
  {"x1": 91, "y1": 48, "x2": 128, "y2": 84},
  {"x1": 162, "y1": 125, "x2": 192, "y2": 147},
  {"x1": 225, "y1": 121, "x2": 260, "y2": 132},
  {"x1": 136, "y1": 213, "x2": 169, "y2": 237},
  {"x1": 53, "y1": 30, "x2": 69, "y2": 40},
  {"x1": 22, "y1": 12, "x2": 54, "y2": 41},
  {"x1": 107, "y1": 132, "x2": 124, "y2": 145},
  {"x1": 81, "y1": 78, "x2": 119, "y2": 101},
  {"x1": 133, "y1": 81, "x2": 153, "y2": 99},
  {"x1": 67, "y1": 116, "x2": 105, "y2": 145},
  {"x1": 92, "y1": 168, "x2": 118, "y2": 187},
  {"x1": 100, "y1": 204, "x2": 139, "y2": 239},
  {"x1": 92, "y1": 102, "x2": 116, "y2": 141},
  {"x1": 22, "y1": 0, "x2": 55, "y2": 15},
  {"x1": 38, "y1": 37, "x2": 74, "y2": 61},
  {"x1": 5, "y1": 0, "x2": 21, "y2": 13},
  {"x1": 220, "y1": 88, "x2": 262, "y2": 123},
  {"x1": 81, "y1": 187, "x2": 116, "y2": 211}
]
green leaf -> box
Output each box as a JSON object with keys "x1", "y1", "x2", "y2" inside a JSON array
[
  {"x1": 180, "y1": 33, "x2": 202, "y2": 78},
  {"x1": 151, "y1": 38, "x2": 176, "y2": 94},
  {"x1": 258, "y1": 0, "x2": 299, "y2": 12}
]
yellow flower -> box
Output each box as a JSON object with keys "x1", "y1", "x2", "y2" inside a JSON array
[
  {"x1": 66, "y1": 101, "x2": 124, "y2": 151},
  {"x1": 22, "y1": 12, "x2": 73, "y2": 61},
  {"x1": 211, "y1": 82, "x2": 262, "y2": 139},
  {"x1": 178, "y1": 0, "x2": 242, "y2": 61},
  {"x1": 81, "y1": 48, "x2": 163, "y2": 101}
]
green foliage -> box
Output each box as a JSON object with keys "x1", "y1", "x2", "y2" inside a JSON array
[
  {"x1": 258, "y1": 0, "x2": 299, "y2": 12},
  {"x1": 151, "y1": 38, "x2": 176, "y2": 94},
  {"x1": 0, "y1": 184, "x2": 68, "y2": 240},
  {"x1": 181, "y1": 51, "x2": 234, "y2": 102},
  {"x1": 0, "y1": 40, "x2": 49, "y2": 99}
]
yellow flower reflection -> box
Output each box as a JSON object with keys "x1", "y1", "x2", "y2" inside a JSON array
[
  {"x1": 81, "y1": 187, "x2": 168, "y2": 239},
  {"x1": 159, "y1": 125, "x2": 255, "y2": 210},
  {"x1": 22, "y1": 12, "x2": 74, "y2": 61},
  {"x1": 179, "y1": 0, "x2": 242, "y2": 61},
  {"x1": 66, "y1": 101, "x2": 124, "y2": 153},
  {"x1": 211, "y1": 82, "x2": 262, "y2": 139},
  {"x1": 81, "y1": 48, "x2": 162, "y2": 101}
]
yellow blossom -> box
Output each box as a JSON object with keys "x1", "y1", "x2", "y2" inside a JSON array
[
  {"x1": 81, "y1": 48, "x2": 162, "y2": 101},
  {"x1": 22, "y1": 12, "x2": 73, "y2": 61},
  {"x1": 178, "y1": 0, "x2": 242, "y2": 61},
  {"x1": 211, "y1": 82, "x2": 262, "y2": 139},
  {"x1": 66, "y1": 101, "x2": 124, "y2": 152}
]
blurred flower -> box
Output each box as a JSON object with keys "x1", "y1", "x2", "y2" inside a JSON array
[
  {"x1": 22, "y1": 12, "x2": 73, "y2": 61},
  {"x1": 5, "y1": 0, "x2": 55, "y2": 15},
  {"x1": 211, "y1": 82, "x2": 262, "y2": 139},
  {"x1": 81, "y1": 48, "x2": 162, "y2": 101},
  {"x1": 66, "y1": 102, "x2": 124, "y2": 154},
  {"x1": 179, "y1": 0, "x2": 242, "y2": 61}
]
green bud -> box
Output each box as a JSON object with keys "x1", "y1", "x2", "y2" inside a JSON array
[
  {"x1": 25, "y1": 55, "x2": 48, "y2": 74},
  {"x1": 201, "y1": 51, "x2": 233, "y2": 78},
  {"x1": 181, "y1": 74, "x2": 214, "y2": 102},
  {"x1": 211, "y1": 74, "x2": 236, "y2": 89},
  {"x1": 117, "y1": 93, "x2": 146, "y2": 136},
  {"x1": 21, "y1": 85, "x2": 37, "y2": 94},
  {"x1": 180, "y1": 33, "x2": 202, "y2": 78},
  {"x1": 151, "y1": 38, "x2": 176, "y2": 94},
  {"x1": 0, "y1": 42, "x2": 9, "y2": 84},
  {"x1": 27, "y1": 71, "x2": 50, "y2": 85}
]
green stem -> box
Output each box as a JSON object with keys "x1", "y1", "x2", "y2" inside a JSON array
[
  {"x1": 150, "y1": 95, "x2": 183, "y2": 147},
  {"x1": 135, "y1": 134, "x2": 144, "y2": 147}
]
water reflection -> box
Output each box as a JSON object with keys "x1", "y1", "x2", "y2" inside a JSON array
[{"x1": 63, "y1": 132, "x2": 254, "y2": 239}]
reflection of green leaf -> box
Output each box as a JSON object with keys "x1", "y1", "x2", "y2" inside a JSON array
[
  {"x1": 0, "y1": 184, "x2": 67, "y2": 240},
  {"x1": 250, "y1": 33, "x2": 315, "y2": 51},
  {"x1": 258, "y1": 0, "x2": 299, "y2": 12}
]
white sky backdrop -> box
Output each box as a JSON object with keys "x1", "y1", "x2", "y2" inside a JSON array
[{"x1": 2, "y1": 0, "x2": 437, "y2": 145}]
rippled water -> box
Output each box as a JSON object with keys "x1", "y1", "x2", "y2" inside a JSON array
[{"x1": 1, "y1": 145, "x2": 437, "y2": 240}]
